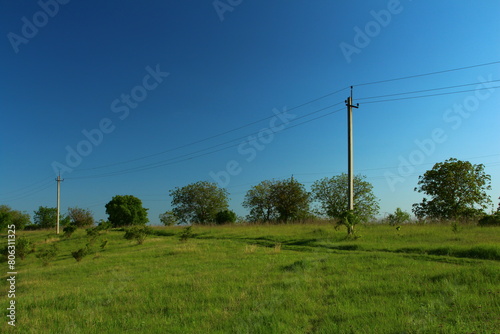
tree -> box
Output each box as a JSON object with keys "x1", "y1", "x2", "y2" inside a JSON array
[
  {"x1": 243, "y1": 178, "x2": 310, "y2": 223},
  {"x1": 0, "y1": 205, "x2": 31, "y2": 231},
  {"x1": 215, "y1": 210, "x2": 237, "y2": 224},
  {"x1": 159, "y1": 211, "x2": 178, "y2": 226},
  {"x1": 67, "y1": 207, "x2": 94, "y2": 228},
  {"x1": 271, "y1": 178, "x2": 310, "y2": 222},
  {"x1": 242, "y1": 180, "x2": 278, "y2": 222},
  {"x1": 338, "y1": 210, "x2": 360, "y2": 236},
  {"x1": 311, "y1": 174, "x2": 379, "y2": 222},
  {"x1": 412, "y1": 158, "x2": 492, "y2": 220},
  {"x1": 386, "y1": 208, "x2": 411, "y2": 226},
  {"x1": 105, "y1": 195, "x2": 149, "y2": 227},
  {"x1": 33, "y1": 206, "x2": 58, "y2": 229},
  {"x1": 169, "y1": 181, "x2": 229, "y2": 224}
]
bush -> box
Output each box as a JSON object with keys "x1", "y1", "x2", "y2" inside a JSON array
[
  {"x1": 71, "y1": 247, "x2": 88, "y2": 262},
  {"x1": 124, "y1": 226, "x2": 152, "y2": 245},
  {"x1": 478, "y1": 213, "x2": 500, "y2": 226},
  {"x1": 96, "y1": 220, "x2": 112, "y2": 231},
  {"x1": 63, "y1": 224, "x2": 77, "y2": 238},
  {"x1": 24, "y1": 224, "x2": 42, "y2": 231},
  {"x1": 16, "y1": 237, "x2": 35, "y2": 260},
  {"x1": 159, "y1": 211, "x2": 177, "y2": 226},
  {"x1": 215, "y1": 210, "x2": 237, "y2": 224},
  {"x1": 36, "y1": 244, "x2": 58, "y2": 266},
  {"x1": 86, "y1": 226, "x2": 102, "y2": 241},
  {"x1": 179, "y1": 226, "x2": 194, "y2": 242},
  {"x1": 387, "y1": 208, "x2": 411, "y2": 226}
]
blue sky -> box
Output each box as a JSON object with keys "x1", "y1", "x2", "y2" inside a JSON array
[{"x1": 1, "y1": 0, "x2": 499, "y2": 224}]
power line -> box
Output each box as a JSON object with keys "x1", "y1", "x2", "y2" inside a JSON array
[
  {"x1": 361, "y1": 85, "x2": 500, "y2": 104},
  {"x1": 0, "y1": 177, "x2": 53, "y2": 198},
  {"x1": 357, "y1": 79, "x2": 500, "y2": 101},
  {"x1": 66, "y1": 105, "x2": 345, "y2": 180},
  {"x1": 0, "y1": 181, "x2": 53, "y2": 202},
  {"x1": 355, "y1": 60, "x2": 500, "y2": 87},
  {"x1": 75, "y1": 87, "x2": 349, "y2": 172},
  {"x1": 74, "y1": 61, "x2": 500, "y2": 173}
]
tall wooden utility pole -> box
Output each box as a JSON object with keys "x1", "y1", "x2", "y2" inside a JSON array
[
  {"x1": 56, "y1": 173, "x2": 64, "y2": 234},
  {"x1": 345, "y1": 86, "x2": 358, "y2": 211}
]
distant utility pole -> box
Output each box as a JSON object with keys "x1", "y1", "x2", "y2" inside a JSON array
[
  {"x1": 345, "y1": 86, "x2": 359, "y2": 212},
  {"x1": 56, "y1": 173, "x2": 64, "y2": 234}
]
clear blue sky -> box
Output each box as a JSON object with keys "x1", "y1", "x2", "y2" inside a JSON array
[{"x1": 1, "y1": 1, "x2": 499, "y2": 224}]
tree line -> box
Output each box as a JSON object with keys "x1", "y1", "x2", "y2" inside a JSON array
[{"x1": 1, "y1": 158, "x2": 499, "y2": 234}]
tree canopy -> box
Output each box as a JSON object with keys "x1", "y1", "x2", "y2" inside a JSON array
[
  {"x1": 159, "y1": 211, "x2": 178, "y2": 226},
  {"x1": 33, "y1": 206, "x2": 58, "y2": 229},
  {"x1": 412, "y1": 158, "x2": 492, "y2": 220},
  {"x1": 0, "y1": 205, "x2": 31, "y2": 230},
  {"x1": 242, "y1": 180, "x2": 277, "y2": 222},
  {"x1": 169, "y1": 181, "x2": 229, "y2": 224},
  {"x1": 243, "y1": 178, "x2": 310, "y2": 223},
  {"x1": 311, "y1": 174, "x2": 379, "y2": 221},
  {"x1": 105, "y1": 195, "x2": 149, "y2": 227},
  {"x1": 67, "y1": 207, "x2": 94, "y2": 228}
]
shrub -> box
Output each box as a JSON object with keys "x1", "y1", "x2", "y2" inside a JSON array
[
  {"x1": 215, "y1": 210, "x2": 237, "y2": 224},
  {"x1": 16, "y1": 237, "x2": 35, "y2": 260},
  {"x1": 63, "y1": 224, "x2": 77, "y2": 238},
  {"x1": 36, "y1": 244, "x2": 58, "y2": 266},
  {"x1": 387, "y1": 208, "x2": 411, "y2": 226},
  {"x1": 96, "y1": 219, "x2": 112, "y2": 231},
  {"x1": 478, "y1": 213, "x2": 500, "y2": 226},
  {"x1": 179, "y1": 226, "x2": 194, "y2": 242},
  {"x1": 71, "y1": 247, "x2": 88, "y2": 262},
  {"x1": 159, "y1": 211, "x2": 178, "y2": 226},
  {"x1": 86, "y1": 226, "x2": 102, "y2": 242},
  {"x1": 124, "y1": 226, "x2": 152, "y2": 245}
]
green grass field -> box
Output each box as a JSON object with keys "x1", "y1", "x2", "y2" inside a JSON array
[{"x1": 2, "y1": 223, "x2": 499, "y2": 333}]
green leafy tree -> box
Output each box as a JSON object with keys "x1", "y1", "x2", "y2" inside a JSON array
[
  {"x1": 0, "y1": 205, "x2": 31, "y2": 230},
  {"x1": 105, "y1": 195, "x2": 149, "y2": 227},
  {"x1": 271, "y1": 178, "x2": 310, "y2": 222},
  {"x1": 169, "y1": 181, "x2": 229, "y2": 224},
  {"x1": 33, "y1": 206, "x2": 58, "y2": 229},
  {"x1": 243, "y1": 178, "x2": 310, "y2": 223},
  {"x1": 243, "y1": 180, "x2": 278, "y2": 222},
  {"x1": 412, "y1": 158, "x2": 492, "y2": 220},
  {"x1": 159, "y1": 211, "x2": 178, "y2": 226},
  {"x1": 67, "y1": 207, "x2": 94, "y2": 228},
  {"x1": 387, "y1": 208, "x2": 411, "y2": 226},
  {"x1": 311, "y1": 174, "x2": 379, "y2": 222},
  {"x1": 215, "y1": 210, "x2": 237, "y2": 224},
  {"x1": 338, "y1": 210, "x2": 361, "y2": 236}
]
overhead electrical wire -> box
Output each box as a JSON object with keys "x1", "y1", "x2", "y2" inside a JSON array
[
  {"x1": 66, "y1": 105, "x2": 345, "y2": 180},
  {"x1": 3, "y1": 60, "x2": 499, "y2": 199},
  {"x1": 355, "y1": 60, "x2": 500, "y2": 87},
  {"x1": 0, "y1": 180, "x2": 54, "y2": 202},
  {"x1": 360, "y1": 85, "x2": 500, "y2": 104},
  {"x1": 75, "y1": 87, "x2": 350, "y2": 172},
  {"x1": 357, "y1": 79, "x2": 500, "y2": 101}
]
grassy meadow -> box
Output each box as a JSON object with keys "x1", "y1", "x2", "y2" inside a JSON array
[{"x1": 1, "y1": 223, "x2": 499, "y2": 333}]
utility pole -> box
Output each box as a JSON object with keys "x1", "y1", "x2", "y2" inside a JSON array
[
  {"x1": 345, "y1": 86, "x2": 359, "y2": 212},
  {"x1": 56, "y1": 173, "x2": 64, "y2": 234}
]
